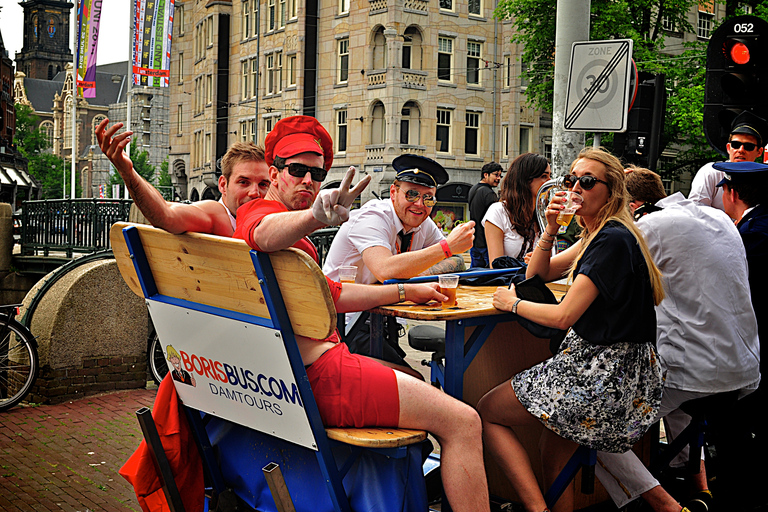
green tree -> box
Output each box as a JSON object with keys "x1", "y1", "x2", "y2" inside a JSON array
[
  {"x1": 109, "y1": 142, "x2": 155, "y2": 197},
  {"x1": 157, "y1": 158, "x2": 173, "y2": 200},
  {"x1": 13, "y1": 104, "x2": 73, "y2": 199},
  {"x1": 493, "y1": 0, "x2": 730, "y2": 178}
]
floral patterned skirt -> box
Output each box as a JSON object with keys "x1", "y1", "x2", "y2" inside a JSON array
[{"x1": 511, "y1": 330, "x2": 663, "y2": 453}]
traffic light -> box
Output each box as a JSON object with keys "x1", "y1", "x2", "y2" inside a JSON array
[
  {"x1": 703, "y1": 15, "x2": 768, "y2": 156},
  {"x1": 614, "y1": 72, "x2": 666, "y2": 169}
]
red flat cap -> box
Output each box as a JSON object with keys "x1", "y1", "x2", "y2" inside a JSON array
[{"x1": 265, "y1": 115, "x2": 334, "y2": 170}]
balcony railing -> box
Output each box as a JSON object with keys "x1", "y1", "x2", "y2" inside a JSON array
[
  {"x1": 20, "y1": 199, "x2": 133, "y2": 257},
  {"x1": 402, "y1": 70, "x2": 427, "y2": 89},
  {"x1": 365, "y1": 144, "x2": 386, "y2": 161},
  {"x1": 370, "y1": 0, "x2": 387, "y2": 12},
  {"x1": 403, "y1": 0, "x2": 428, "y2": 12},
  {"x1": 367, "y1": 71, "x2": 387, "y2": 88}
]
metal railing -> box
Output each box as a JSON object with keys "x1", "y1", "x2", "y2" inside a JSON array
[
  {"x1": 307, "y1": 227, "x2": 340, "y2": 267},
  {"x1": 20, "y1": 199, "x2": 133, "y2": 257}
]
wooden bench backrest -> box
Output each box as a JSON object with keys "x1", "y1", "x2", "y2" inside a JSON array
[{"x1": 110, "y1": 222, "x2": 336, "y2": 340}]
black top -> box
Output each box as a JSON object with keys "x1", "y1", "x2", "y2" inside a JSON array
[
  {"x1": 468, "y1": 182, "x2": 498, "y2": 249},
  {"x1": 573, "y1": 221, "x2": 656, "y2": 346}
]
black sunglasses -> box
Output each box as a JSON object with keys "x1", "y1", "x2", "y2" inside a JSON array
[
  {"x1": 396, "y1": 185, "x2": 437, "y2": 207},
  {"x1": 563, "y1": 174, "x2": 609, "y2": 190},
  {"x1": 277, "y1": 162, "x2": 328, "y2": 182},
  {"x1": 729, "y1": 140, "x2": 759, "y2": 151}
]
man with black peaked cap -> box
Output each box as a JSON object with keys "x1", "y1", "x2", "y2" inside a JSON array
[
  {"x1": 689, "y1": 110, "x2": 768, "y2": 211},
  {"x1": 323, "y1": 154, "x2": 475, "y2": 363},
  {"x1": 324, "y1": 154, "x2": 474, "y2": 285}
]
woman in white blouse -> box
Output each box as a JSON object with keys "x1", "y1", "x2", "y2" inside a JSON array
[{"x1": 483, "y1": 153, "x2": 552, "y2": 266}]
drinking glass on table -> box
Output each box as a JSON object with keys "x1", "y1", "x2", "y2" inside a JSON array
[
  {"x1": 438, "y1": 274, "x2": 459, "y2": 309},
  {"x1": 338, "y1": 265, "x2": 357, "y2": 284}
]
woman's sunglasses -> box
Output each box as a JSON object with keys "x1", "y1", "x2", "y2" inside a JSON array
[
  {"x1": 277, "y1": 162, "x2": 328, "y2": 182},
  {"x1": 728, "y1": 140, "x2": 759, "y2": 151},
  {"x1": 563, "y1": 174, "x2": 609, "y2": 190},
  {"x1": 396, "y1": 186, "x2": 437, "y2": 207}
]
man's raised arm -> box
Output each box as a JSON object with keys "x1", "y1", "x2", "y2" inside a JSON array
[{"x1": 96, "y1": 118, "x2": 220, "y2": 235}]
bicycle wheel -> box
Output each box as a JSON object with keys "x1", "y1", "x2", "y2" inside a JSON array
[
  {"x1": 0, "y1": 320, "x2": 38, "y2": 412},
  {"x1": 148, "y1": 332, "x2": 168, "y2": 384}
]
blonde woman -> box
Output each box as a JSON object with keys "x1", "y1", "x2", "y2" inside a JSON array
[{"x1": 478, "y1": 147, "x2": 665, "y2": 512}]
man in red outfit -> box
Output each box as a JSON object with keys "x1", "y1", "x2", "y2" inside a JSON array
[{"x1": 233, "y1": 116, "x2": 490, "y2": 512}]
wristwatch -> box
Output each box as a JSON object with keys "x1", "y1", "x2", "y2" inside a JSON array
[
  {"x1": 511, "y1": 298, "x2": 522, "y2": 314},
  {"x1": 398, "y1": 283, "x2": 406, "y2": 302}
]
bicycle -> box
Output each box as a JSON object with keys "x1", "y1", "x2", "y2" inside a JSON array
[
  {"x1": 0, "y1": 304, "x2": 39, "y2": 412},
  {"x1": 147, "y1": 318, "x2": 168, "y2": 384}
]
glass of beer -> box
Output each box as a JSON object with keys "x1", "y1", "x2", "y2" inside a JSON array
[
  {"x1": 438, "y1": 274, "x2": 460, "y2": 309},
  {"x1": 339, "y1": 265, "x2": 357, "y2": 284},
  {"x1": 556, "y1": 191, "x2": 583, "y2": 227}
]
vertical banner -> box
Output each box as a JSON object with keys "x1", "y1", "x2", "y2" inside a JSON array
[
  {"x1": 132, "y1": 0, "x2": 175, "y2": 87},
  {"x1": 76, "y1": 0, "x2": 102, "y2": 98}
]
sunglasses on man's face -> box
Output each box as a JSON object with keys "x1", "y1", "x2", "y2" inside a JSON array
[
  {"x1": 729, "y1": 140, "x2": 759, "y2": 152},
  {"x1": 278, "y1": 162, "x2": 328, "y2": 182},
  {"x1": 563, "y1": 174, "x2": 609, "y2": 191},
  {"x1": 398, "y1": 186, "x2": 437, "y2": 207}
]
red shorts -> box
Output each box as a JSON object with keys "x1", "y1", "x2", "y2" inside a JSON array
[{"x1": 306, "y1": 343, "x2": 400, "y2": 427}]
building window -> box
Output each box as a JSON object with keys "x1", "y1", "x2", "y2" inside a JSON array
[
  {"x1": 338, "y1": 38, "x2": 349, "y2": 84},
  {"x1": 467, "y1": 41, "x2": 482, "y2": 86},
  {"x1": 243, "y1": 0, "x2": 251, "y2": 39},
  {"x1": 206, "y1": 74, "x2": 213, "y2": 105},
  {"x1": 438, "y1": 37, "x2": 453, "y2": 82},
  {"x1": 205, "y1": 133, "x2": 212, "y2": 164},
  {"x1": 240, "y1": 120, "x2": 256, "y2": 142},
  {"x1": 519, "y1": 126, "x2": 531, "y2": 154},
  {"x1": 267, "y1": 52, "x2": 283, "y2": 95},
  {"x1": 544, "y1": 143, "x2": 552, "y2": 161},
  {"x1": 177, "y1": 6, "x2": 185, "y2": 36},
  {"x1": 288, "y1": 0, "x2": 298, "y2": 19},
  {"x1": 40, "y1": 120, "x2": 54, "y2": 150},
  {"x1": 503, "y1": 56, "x2": 511, "y2": 88},
  {"x1": 241, "y1": 61, "x2": 250, "y2": 99},
  {"x1": 339, "y1": 0, "x2": 350, "y2": 15},
  {"x1": 177, "y1": 105, "x2": 183, "y2": 134},
  {"x1": 337, "y1": 109, "x2": 348, "y2": 153},
  {"x1": 661, "y1": 16, "x2": 675, "y2": 32},
  {"x1": 288, "y1": 54, "x2": 297, "y2": 87},
  {"x1": 251, "y1": 58, "x2": 259, "y2": 96},
  {"x1": 465, "y1": 112, "x2": 479, "y2": 155},
  {"x1": 265, "y1": 115, "x2": 281, "y2": 139},
  {"x1": 697, "y1": 11, "x2": 714, "y2": 38},
  {"x1": 178, "y1": 53, "x2": 184, "y2": 83},
  {"x1": 279, "y1": 0, "x2": 286, "y2": 28},
  {"x1": 520, "y1": 61, "x2": 529, "y2": 89},
  {"x1": 469, "y1": 0, "x2": 481, "y2": 16},
  {"x1": 403, "y1": 41, "x2": 412, "y2": 69},
  {"x1": 501, "y1": 124, "x2": 509, "y2": 159},
  {"x1": 439, "y1": 0, "x2": 453, "y2": 12},
  {"x1": 268, "y1": 0, "x2": 276, "y2": 31},
  {"x1": 436, "y1": 108, "x2": 452, "y2": 153},
  {"x1": 207, "y1": 16, "x2": 215, "y2": 46}
]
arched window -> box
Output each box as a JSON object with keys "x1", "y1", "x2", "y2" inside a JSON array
[
  {"x1": 39, "y1": 121, "x2": 55, "y2": 150},
  {"x1": 400, "y1": 102, "x2": 421, "y2": 146},
  {"x1": 370, "y1": 102, "x2": 385, "y2": 145},
  {"x1": 372, "y1": 27, "x2": 387, "y2": 70},
  {"x1": 402, "y1": 27, "x2": 423, "y2": 70}
]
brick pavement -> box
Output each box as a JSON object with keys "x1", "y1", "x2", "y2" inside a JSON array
[{"x1": 1, "y1": 387, "x2": 158, "y2": 512}]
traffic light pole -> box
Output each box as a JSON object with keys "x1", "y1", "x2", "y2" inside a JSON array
[{"x1": 551, "y1": 0, "x2": 590, "y2": 176}]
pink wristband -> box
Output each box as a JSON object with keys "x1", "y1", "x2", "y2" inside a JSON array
[{"x1": 440, "y1": 239, "x2": 452, "y2": 258}]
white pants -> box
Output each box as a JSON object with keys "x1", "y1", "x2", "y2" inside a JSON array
[{"x1": 595, "y1": 388, "x2": 710, "y2": 509}]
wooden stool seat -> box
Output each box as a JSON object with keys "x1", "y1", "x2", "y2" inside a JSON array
[{"x1": 325, "y1": 427, "x2": 427, "y2": 448}]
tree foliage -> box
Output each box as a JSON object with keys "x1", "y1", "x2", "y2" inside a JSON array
[
  {"x1": 109, "y1": 141, "x2": 156, "y2": 194},
  {"x1": 13, "y1": 103, "x2": 74, "y2": 199},
  {"x1": 493, "y1": 0, "x2": 765, "y2": 178}
]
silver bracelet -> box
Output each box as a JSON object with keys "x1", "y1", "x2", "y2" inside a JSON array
[{"x1": 397, "y1": 283, "x2": 406, "y2": 302}]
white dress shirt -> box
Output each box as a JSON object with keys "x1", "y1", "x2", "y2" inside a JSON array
[{"x1": 323, "y1": 199, "x2": 445, "y2": 284}]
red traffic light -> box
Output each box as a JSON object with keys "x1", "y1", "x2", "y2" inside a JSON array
[{"x1": 729, "y1": 41, "x2": 751, "y2": 65}]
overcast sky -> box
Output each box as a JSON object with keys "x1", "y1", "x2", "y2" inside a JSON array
[{"x1": 1, "y1": 0, "x2": 131, "y2": 66}]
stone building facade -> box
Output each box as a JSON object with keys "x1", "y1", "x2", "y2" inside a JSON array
[{"x1": 168, "y1": 0, "x2": 552, "y2": 204}]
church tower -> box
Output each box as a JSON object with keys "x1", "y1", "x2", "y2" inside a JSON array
[{"x1": 15, "y1": 0, "x2": 74, "y2": 80}]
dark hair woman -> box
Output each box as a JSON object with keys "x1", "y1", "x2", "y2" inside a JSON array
[{"x1": 483, "y1": 153, "x2": 551, "y2": 265}]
